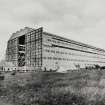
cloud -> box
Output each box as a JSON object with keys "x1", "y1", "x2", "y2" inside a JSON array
[{"x1": 0, "y1": 0, "x2": 105, "y2": 60}]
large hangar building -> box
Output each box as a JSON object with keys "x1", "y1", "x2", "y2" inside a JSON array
[{"x1": 6, "y1": 27, "x2": 105, "y2": 72}]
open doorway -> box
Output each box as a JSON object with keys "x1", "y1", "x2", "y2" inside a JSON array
[
  {"x1": 18, "y1": 35, "x2": 25, "y2": 67},
  {"x1": 19, "y1": 35, "x2": 25, "y2": 45}
]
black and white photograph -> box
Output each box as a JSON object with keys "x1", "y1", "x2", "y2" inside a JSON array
[{"x1": 1, "y1": 0, "x2": 105, "y2": 105}]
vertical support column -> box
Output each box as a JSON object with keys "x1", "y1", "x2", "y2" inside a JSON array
[{"x1": 39, "y1": 27, "x2": 43, "y2": 71}]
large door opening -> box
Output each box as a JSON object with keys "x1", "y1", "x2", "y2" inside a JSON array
[
  {"x1": 18, "y1": 35, "x2": 25, "y2": 67},
  {"x1": 19, "y1": 35, "x2": 25, "y2": 45}
]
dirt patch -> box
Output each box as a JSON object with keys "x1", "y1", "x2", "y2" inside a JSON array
[{"x1": 0, "y1": 70, "x2": 105, "y2": 105}]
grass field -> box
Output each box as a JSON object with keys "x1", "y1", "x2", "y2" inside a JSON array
[{"x1": 1, "y1": 70, "x2": 105, "y2": 105}]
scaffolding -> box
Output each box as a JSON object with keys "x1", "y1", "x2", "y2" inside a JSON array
[
  {"x1": 25, "y1": 28, "x2": 43, "y2": 71},
  {"x1": 6, "y1": 38, "x2": 18, "y2": 67}
]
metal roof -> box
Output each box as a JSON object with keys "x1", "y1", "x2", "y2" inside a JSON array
[
  {"x1": 8, "y1": 27, "x2": 105, "y2": 52},
  {"x1": 43, "y1": 32, "x2": 105, "y2": 52}
]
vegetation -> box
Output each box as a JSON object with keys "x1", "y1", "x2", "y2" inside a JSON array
[{"x1": 0, "y1": 70, "x2": 105, "y2": 105}]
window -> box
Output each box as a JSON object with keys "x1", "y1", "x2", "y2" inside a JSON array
[
  {"x1": 61, "y1": 52, "x2": 64, "y2": 54},
  {"x1": 51, "y1": 50, "x2": 55, "y2": 53},
  {"x1": 56, "y1": 51, "x2": 59, "y2": 53},
  {"x1": 45, "y1": 49, "x2": 50, "y2": 52},
  {"x1": 53, "y1": 57, "x2": 57, "y2": 60},
  {"x1": 48, "y1": 39, "x2": 51, "y2": 41},
  {"x1": 43, "y1": 57, "x2": 46, "y2": 59},
  {"x1": 48, "y1": 57, "x2": 52, "y2": 59}
]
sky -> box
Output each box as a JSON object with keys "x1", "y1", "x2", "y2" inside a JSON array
[{"x1": 0, "y1": 0, "x2": 105, "y2": 60}]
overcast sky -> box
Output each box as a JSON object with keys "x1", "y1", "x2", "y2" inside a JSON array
[{"x1": 0, "y1": 0, "x2": 105, "y2": 60}]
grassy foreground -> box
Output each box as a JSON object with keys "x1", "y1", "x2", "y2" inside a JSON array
[{"x1": 1, "y1": 70, "x2": 105, "y2": 105}]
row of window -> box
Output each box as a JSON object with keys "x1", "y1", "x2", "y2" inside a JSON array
[
  {"x1": 26, "y1": 42, "x2": 42, "y2": 48},
  {"x1": 47, "y1": 38, "x2": 105, "y2": 55},
  {"x1": 26, "y1": 45, "x2": 42, "y2": 49},
  {"x1": 7, "y1": 46, "x2": 18, "y2": 51},
  {"x1": 47, "y1": 38, "x2": 87, "y2": 50},
  {"x1": 7, "y1": 59, "x2": 17, "y2": 62},
  {"x1": 43, "y1": 56, "x2": 105, "y2": 63},
  {"x1": 6, "y1": 51, "x2": 18, "y2": 55},
  {"x1": 26, "y1": 64, "x2": 41, "y2": 67},
  {"x1": 26, "y1": 50, "x2": 42, "y2": 53},
  {"x1": 25, "y1": 39, "x2": 42, "y2": 45},
  {"x1": 8, "y1": 38, "x2": 18, "y2": 46},
  {"x1": 26, "y1": 60, "x2": 42, "y2": 63},
  {"x1": 26, "y1": 37, "x2": 42, "y2": 42},
  {"x1": 6, "y1": 55, "x2": 17, "y2": 58},
  {"x1": 26, "y1": 41, "x2": 41, "y2": 45},
  {"x1": 44, "y1": 43, "x2": 105, "y2": 57},
  {"x1": 26, "y1": 52, "x2": 42, "y2": 56},
  {"x1": 26, "y1": 62, "x2": 42, "y2": 66},
  {"x1": 26, "y1": 57, "x2": 42, "y2": 60},
  {"x1": 26, "y1": 32, "x2": 42, "y2": 42},
  {"x1": 7, "y1": 58, "x2": 17, "y2": 60},
  {"x1": 44, "y1": 49, "x2": 105, "y2": 60}
]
